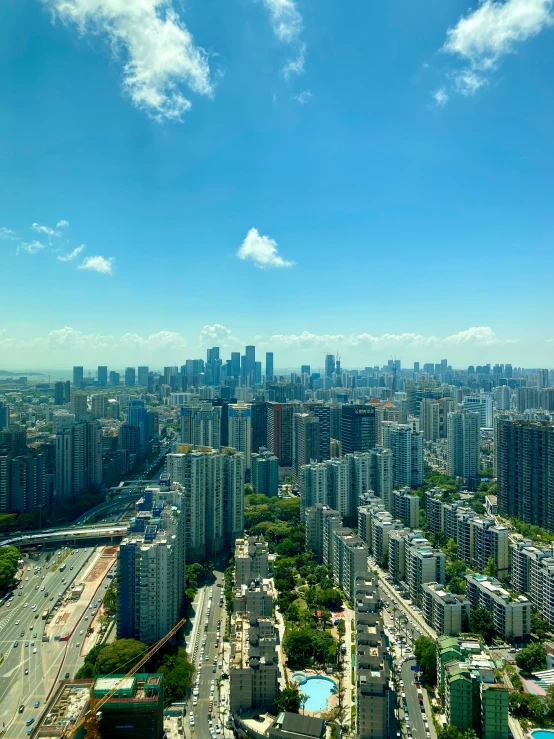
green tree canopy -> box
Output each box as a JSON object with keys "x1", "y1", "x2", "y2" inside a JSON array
[
  {"x1": 470, "y1": 607, "x2": 496, "y2": 644},
  {"x1": 516, "y1": 642, "x2": 547, "y2": 674},
  {"x1": 0, "y1": 546, "x2": 20, "y2": 589},
  {"x1": 94, "y1": 639, "x2": 148, "y2": 675},
  {"x1": 484, "y1": 557, "x2": 498, "y2": 578},
  {"x1": 414, "y1": 636, "x2": 437, "y2": 687},
  {"x1": 283, "y1": 628, "x2": 337, "y2": 668},
  {"x1": 275, "y1": 686, "x2": 302, "y2": 714}
]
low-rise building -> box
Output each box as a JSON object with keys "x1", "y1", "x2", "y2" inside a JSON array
[
  {"x1": 93, "y1": 674, "x2": 165, "y2": 739},
  {"x1": 421, "y1": 582, "x2": 469, "y2": 636},
  {"x1": 465, "y1": 574, "x2": 531, "y2": 642}
]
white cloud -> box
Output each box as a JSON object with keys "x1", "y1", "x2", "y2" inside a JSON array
[
  {"x1": 0, "y1": 227, "x2": 18, "y2": 241},
  {"x1": 267, "y1": 326, "x2": 516, "y2": 349},
  {"x1": 198, "y1": 324, "x2": 243, "y2": 347},
  {"x1": 17, "y1": 240, "x2": 46, "y2": 255},
  {"x1": 32, "y1": 222, "x2": 60, "y2": 237},
  {"x1": 439, "y1": 0, "x2": 554, "y2": 98},
  {"x1": 56, "y1": 219, "x2": 70, "y2": 228},
  {"x1": 262, "y1": 0, "x2": 302, "y2": 43},
  {"x1": 43, "y1": 0, "x2": 214, "y2": 121},
  {"x1": 78, "y1": 255, "x2": 115, "y2": 274},
  {"x1": 283, "y1": 43, "x2": 305, "y2": 79},
  {"x1": 292, "y1": 90, "x2": 312, "y2": 104},
  {"x1": 237, "y1": 227, "x2": 294, "y2": 269},
  {"x1": 433, "y1": 87, "x2": 449, "y2": 106},
  {"x1": 57, "y1": 244, "x2": 85, "y2": 262}
]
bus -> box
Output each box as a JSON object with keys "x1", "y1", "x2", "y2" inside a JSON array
[
  {"x1": 59, "y1": 564, "x2": 66, "y2": 572},
  {"x1": 42, "y1": 609, "x2": 49, "y2": 620}
]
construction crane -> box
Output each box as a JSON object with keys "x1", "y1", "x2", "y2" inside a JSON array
[{"x1": 64, "y1": 617, "x2": 187, "y2": 739}]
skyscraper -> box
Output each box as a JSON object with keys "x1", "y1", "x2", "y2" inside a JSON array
[
  {"x1": 0, "y1": 402, "x2": 9, "y2": 431},
  {"x1": 266, "y1": 402, "x2": 294, "y2": 467},
  {"x1": 265, "y1": 352, "x2": 274, "y2": 381},
  {"x1": 180, "y1": 404, "x2": 222, "y2": 449},
  {"x1": 55, "y1": 418, "x2": 102, "y2": 499},
  {"x1": 73, "y1": 366, "x2": 84, "y2": 387},
  {"x1": 419, "y1": 398, "x2": 440, "y2": 441},
  {"x1": 0, "y1": 425, "x2": 27, "y2": 457},
  {"x1": 228, "y1": 402, "x2": 252, "y2": 469},
  {"x1": 230, "y1": 352, "x2": 241, "y2": 379},
  {"x1": 97, "y1": 366, "x2": 108, "y2": 387},
  {"x1": 245, "y1": 345, "x2": 256, "y2": 385},
  {"x1": 124, "y1": 367, "x2": 136, "y2": 387},
  {"x1": 251, "y1": 402, "x2": 268, "y2": 454},
  {"x1": 293, "y1": 413, "x2": 320, "y2": 482},
  {"x1": 10, "y1": 454, "x2": 45, "y2": 513},
  {"x1": 447, "y1": 411, "x2": 480, "y2": 483},
  {"x1": 137, "y1": 366, "x2": 149, "y2": 387},
  {"x1": 382, "y1": 423, "x2": 424, "y2": 487},
  {"x1": 54, "y1": 381, "x2": 66, "y2": 405},
  {"x1": 109, "y1": 371, "x2": 120, "y2": 386},
  {"x1": 70, "y1": 392, "x2": 89, "y2": 421},
  {"x1": 341, "y1": 405, "x2": 376, "y2": 454},
  {"x1": 325, "y1": 354, "x2": 335, "y2": 378}
]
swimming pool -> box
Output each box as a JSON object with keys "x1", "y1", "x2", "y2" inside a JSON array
[
  {"x1": 531, "y1": 732, "x2": 554, "y2": 739},
  {"x1": 290, "y1": 674, "x2": 336, "y2": 712}
]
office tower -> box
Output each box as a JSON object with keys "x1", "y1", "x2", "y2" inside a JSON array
[
  {"x1": 124, "y1": 367, "x2": 136, "y2": 387},
  {"x1": 55, "y1": 418, "x2": 102, "y2": 499},
  {"x1": 265, "y1": 352, "x2": 274, "y2": 381},
  {"x1": 462, "y1": 393, "x2": 493, "y2": 428},
  {"x1": 70, "y1": 392, "x2": 88, "y2": 421},
  {"x1": 251, "y1": 401, "x2": 268, "y2": 453},
  {"x1": 382, "y1": 423, "x2": 424, "y2": 487},
  {"x1": 447, "y1": 410, "x2": 480, "y2": 482},
  {"x1": 73, "y1": 366, "x2": 84, "y2": 387},
  {"x1": 180, "y1": 404, "x2": 222, "y2": 449},
  {"x1": 0, "y1": 446, "x2": 11, "y2": 511},
  {"x1": 54, "y1": 381, "x2": 65, "y2": 405},
  {"x1": 251, "y1": 448, "x2": 279, "y2": 497},
  {"x1": 325, "y1": 354, "x2": 335, "y2": 378},
  {"x1": 230, "y1": 352, "x2": 241, "y2": 379},
  {"x1": 538, "y1": 368, "x2": 549, "y2": 390},
  {"x1": 0, "y1": 402, "x2": 8, "y2": 431},
  {"x1": 1, "y1": 425, "x2": 27, "y2": 457},
  {"x1": 497, "y1": 420, "x2": 554, "y2": 530},
  {"x1": 228, "y1": 402, "x2": 252, "y2": 469},
  {"x1": 293, "y1": 413, "x2": 320, "y2": 482},
  {"x1": 301, "y1": 364, "x2": 311, "y2": 377},
  {"x1": 128, "y1": 399, "x2": 149, "y2": 451},
  {"x1": 413, "y1": 362, "x2": 420, "y2": 374},
  {"x1": 419, "y1": 398, "x2": 440, "y2": 441},
  {"x1": 91, "y1": 394, "x2": 108, "y2": 420},
  {"x1": 305, "y1": 403, "x2": 331, "y2": 460},
  {"x1": 136, "y1": 366, "x2": 149, "y2": 387},
  {"x1": 63, "y1": 380, "x2": 71, "y2": 403},
  {"x1": 109, "y1": 370, "x2": 120, "y2": 386},
  {"x1": 185, "y1": 359, "x2": 205, "y2": 386},
  {"x1": 206, "y1": 347, "x2": 222, "y2": 386},
  {"x1": 97, "y1": 366, "x2": 108, "y2": 387},
  {"x1": 119, "y1": 424, "x2": 141, "y2": 460},
  {"x1": 244, "y1": 345, "x2": 256, "y2": 385},
  {"x1": 266, "y1": 402, "x2": 294, "y2": 466},
  {"x1": 107, "y1": 399, "x2": 120, "y2": 420},
  {"x1": 10, "y1": 454, "x2": 45, "y2": 513},
  {"x1": 341, "y1": 404, "x2": 376, "y2": 454},
  {"x1": 504, "y1": 363, "x2": 513, "y2": 379},
  {"x1": 494, "y1": 385, "x2": 511, "y2": 411},
  {"x1": 118, "y1": 498, "x2": 185, "y2": 645}
]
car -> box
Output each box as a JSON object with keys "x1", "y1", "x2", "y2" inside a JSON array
[
  {"x1": 216, "y1": 726, "x2": 221, "y2": 733},
  {"x1": 25, "y1": 641, "x2": 29, "y2": 647},
  {"x1": 25, "y1": 668, "x2": 29, "y2": 674},
  {"x1": 40, "y1": 587, "x2": 44, "y2": 591},
  {"x1": 33, "y1": 648, "x2": 37, "y2": 654},
  {"x1": 26, "y1": 718, "x2": 34, "y2": 726},
  {"x1": 34, "y1": 701, "x2": 40, "y2": 708},
  {"x1": 21, "y1": 631, "x2": 25, "y2": 637},
  {"x1": 20, "y1": 585, "x2": 23, "y2": 589},
  {"x1": 75, "y1": 642, "x2": 80, "y2": 647},
  {"x1": 14, "y1": 641, "x2": 19, "y2": 648},
  {"x1": 33, "y1": 632, "x2": 37, "y2": 638},
  {"x1": 19, "y1": 705, "x2": 25, "y2": 713},
  {"x1": 24, "y1": 603, "x2": 28, "y2": 608},
  {"x1": 16, "y1": 619, "x2": 20, "y2": 625},
  {"x1": 65, "y1": 672, "x2": 70, "y2": 679}
]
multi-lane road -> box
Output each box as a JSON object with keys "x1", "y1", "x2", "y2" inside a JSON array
[
  {"x1": 0, "y1": 546, "x2": 112, "y2": 738},
  {"x1": 186, "y1": 570, "x2": 228, "y2": 739}
]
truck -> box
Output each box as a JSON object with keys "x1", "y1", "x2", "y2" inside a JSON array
[
  {"x1": 59, "y1": 564, "x2": 66, "y2": 573},
  {"x1": 42, "y1": 609, "x2": 49, "y2": 620}
]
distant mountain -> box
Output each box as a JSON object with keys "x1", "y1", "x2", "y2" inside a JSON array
[{"x1": 0, "y1": 370, "x2": 45, "y2": 376}]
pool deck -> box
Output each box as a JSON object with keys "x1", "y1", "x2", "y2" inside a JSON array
[{"x1": 287, "y1": 668, "x2": 340, "y2": 716}]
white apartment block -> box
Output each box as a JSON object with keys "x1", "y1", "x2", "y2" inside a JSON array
[
  {"x1": 305, "y1": 503, "x2": 343, "y2": 564},
  {"x1": 447, "y1": 410, "x2": 480, "y2": 480},
  {"x1": 392, "y1": 487, "x2": 420, "y2": 528},
  {"x1": 405, "y1": 543, "x2": 446, "y2": 605},
  {"x1": 235, "y1": 536, "x2": 270, "y2": 586},
  {"x1": 462, "y1": 393, "x2": 493, "y2": 429},
  {"x1": 382, "y1": 422, "x2": 424, "y2": 487},
  {"x1": 332, "y1": 529, "x2": 369, "y2": 600},
  {"x1": 421, "y1": 582, "x2": 470, "y2": 636},
  {"x1": 465, "y1": 574, "x2": 531, "y2": 642}
]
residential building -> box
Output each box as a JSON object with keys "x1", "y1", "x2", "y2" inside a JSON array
[
  {"x1": 405, "y1": 539, "x2": 446, "y2": 605},
  {"x1": 420, "y1": 398, "x2": 440, "y2": 441},
  {"x1": 447, "y1": 410, "x2": 480, "y2": 483},
  {"x1": 421, "y1": 582, "x2": 469, "y2": 636},
  {"x1": 91, "y1": 394, "x2": 108, "y2": 420},
  {"x1": 117, "y1": 496, "x2": 185, "y2": 645},
  {"x1": 392, "y1": 487, "x2": 420, "y2": 528},
  {"x1": 266, "y1": 402, "x2": 294, "y2": 468},
  {"x1": 251, "y1": 448, "x2": 279, "y2": 497},
  {"x1": 235, "y1": 536, "x2": 270, "y2": 586},
  {"x1": 180, "y1": 403, "x2": 222, "y2": 449},
  {"x1": 305, "y1": 503, "x2": 342, "y2": 563},
  {"x1": 382, "y1": 422, "x2": 424, "y2": 487},
  {"x1": 55, "y1": 418, "x2": 102, "y2": 499},
  {"x1": 465, "y1": 574, "x2": 531, "y2": 642},
  {"x1": 292, "y1": 412, "x2": 320, "y2": 482},
  {"x1": 228, "y1": 402, "x2": 252, "y2": 470},
  {"x1": 332, "y1": 528, "x2": 369, "y2": 599},
  {"x1": 462, "y1": 394, "x2": 493, "y2": 428},
  {"x1": 341, "y1": 404, "x2": 376, "y2": 454}
]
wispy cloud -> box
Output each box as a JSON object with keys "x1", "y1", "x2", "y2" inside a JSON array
[
  {"x1": 292, "y1": 90, "x2": 312, "y2": 104},
  {"x1": 42, "y1": 0, "x2": 214, "y2": 122},
  {"x1": 56, "y1": 219, "x2": 69, "y2": 229},
  {"x1": 438, "y1": 0, "x2": 554, "y2": 100},
  {"x1": 58, "y1": 245, "x2": 85, "y2": 262},
  {"x1": 32, "y1": 222, "x2": 61, "y2": 237},
  {"x1": 17, "y1": 240, "x2": 47, "y2": 255},
  {"x1": 283, "y1": 43, "x2": 305, "y2": 79},
  {"x1": 0, "y1": 227, "x2": 18, "y2": 241},
  {"x1": 237, "y1": 227, "x2": 294, "y2": 269},
  {"x1": 432, "y1": 87, "x2": 449, "y2": 106},
  {"x1": 78, "y1": 255, "x2": 115, "y2": 274}
]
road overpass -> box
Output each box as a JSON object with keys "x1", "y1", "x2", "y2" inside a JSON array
[{"x1": 1, "y1": 525, "x2": 128, "y2": 549}]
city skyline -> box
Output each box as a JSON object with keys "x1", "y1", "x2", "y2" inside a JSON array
[{"x1": 2, "y1": 2, "x2": 554, "y2": 367}]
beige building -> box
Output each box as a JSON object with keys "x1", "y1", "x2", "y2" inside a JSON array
[
  {"x1": 465, "y1": 574, "x2": 531, "y2": 641},
  {"x1": 421, "y1": 582, "x2": 470, "y2": 636},
  {"x1": 235, "y1": 536, "x2": 270, "y2": 586}
]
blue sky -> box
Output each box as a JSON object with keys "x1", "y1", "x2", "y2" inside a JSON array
[{"x1": 1, "y1": 0, "x2": 554, "y2": 369}]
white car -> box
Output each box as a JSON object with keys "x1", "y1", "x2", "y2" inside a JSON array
[
  {"x1": 33, "y1": 648, "x2": 37, "y2": 654},
  {"x1": 79, "y1": 630, "x2": 84, "y2": 635},
  {"x1": 193, "y1": 688, "x2": 199, "y2": 696}
]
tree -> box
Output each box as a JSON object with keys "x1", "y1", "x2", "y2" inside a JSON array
[
  {"x1": 103, "y1": 583, "x2": 117, "y2": 614},
  {"x1": 0, "y1": 546, "x2": 20, "y2": 589},
  {"x1": 414, "y1": 636, "x2": 437, "y2": 687},
  {"x1": 445, "y1": 538, "x2": 458, "y2": 559},
  {"x1": 94, "y1": 639, "x2": 148, "y2": 675},
  {"x1": 470, "y1": 607, "x2": 496, "y2": 644},
  {"x1": 283, "y1": 628, "x2": 337, "y2": 667},
  {"x1": 437, "y1": 727, "x2": 464, "y2": 739},
  {"x1": 275, "y1": 686, "x2": 301, "y2": 713},
  {"x1": 532, "y1": 612, "x2": 551, "y2": 640},
  {"x1": 516, "y1": 642, "x2": 547, "y2": 674},
  {"x1": 447, "y1": 577, "x2": 466, "y2": 595},
  {"x1": 484, "y1": 557, "x2": 498, "y2": 578},
  {"x1": 157, "y1": 646, "x2": 195, "y2": 705}
]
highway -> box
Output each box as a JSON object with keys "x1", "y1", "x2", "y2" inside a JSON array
[
  {"x1": 0, "y1": 546, "x2": 113, "y2": 738},
  {"x1": 186, "y1": 570, "x2": 227, "y2": 739}
]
